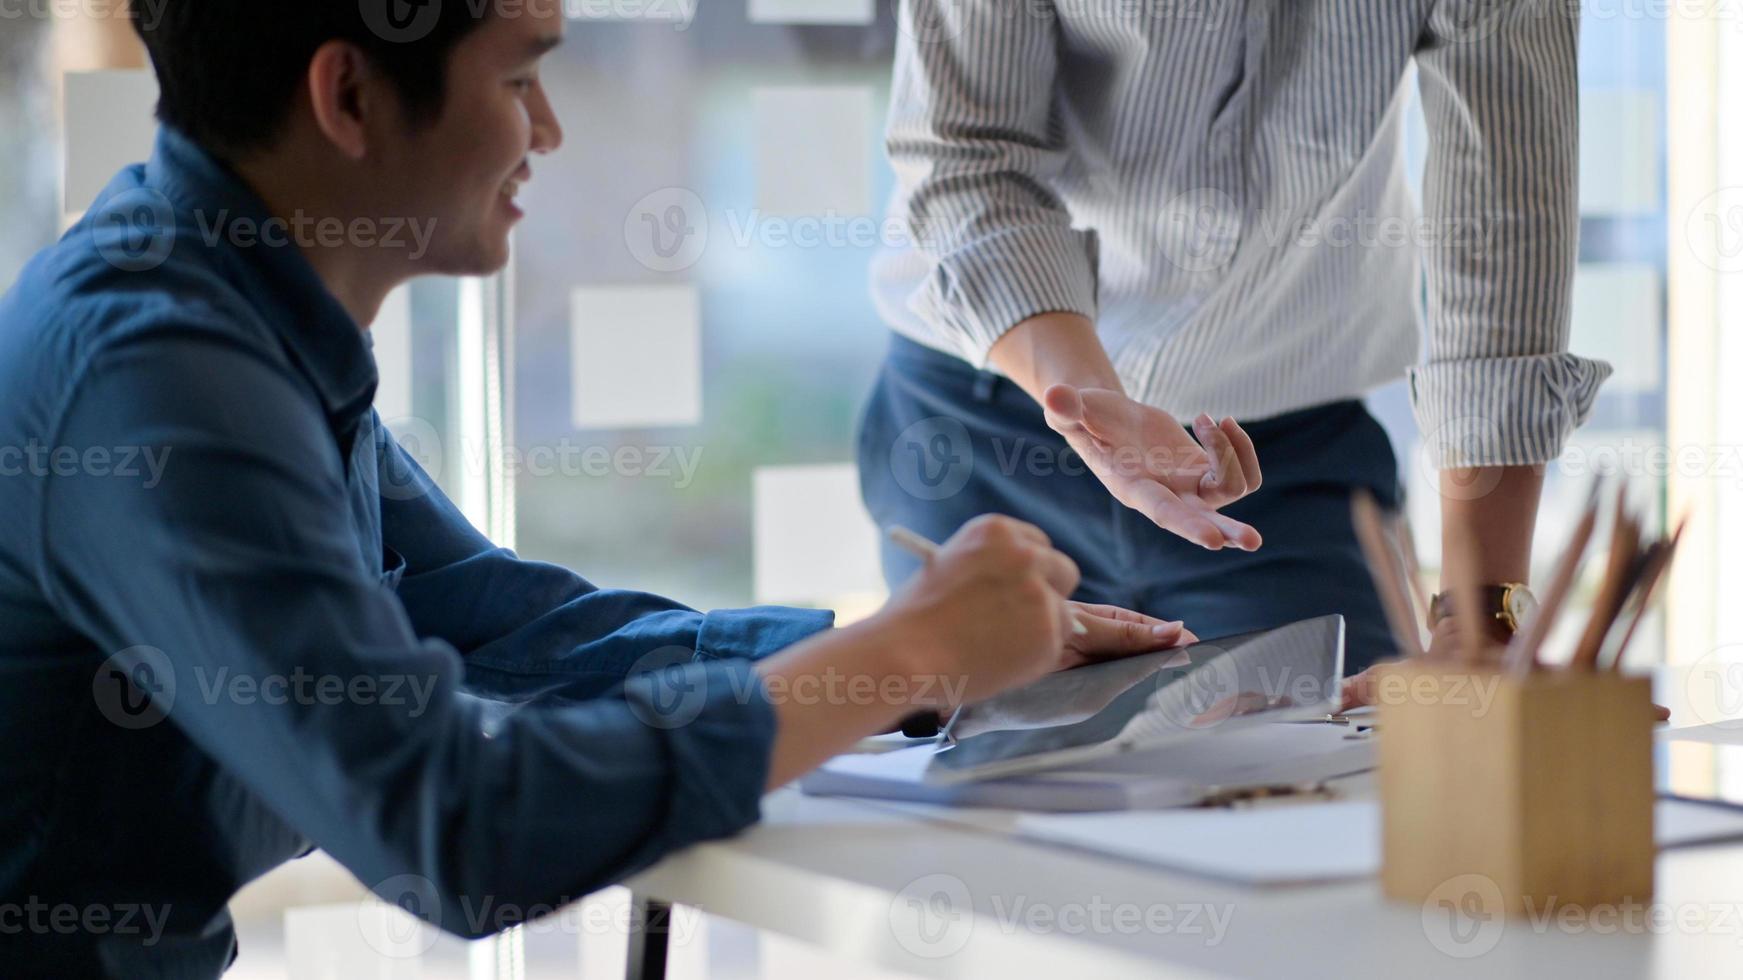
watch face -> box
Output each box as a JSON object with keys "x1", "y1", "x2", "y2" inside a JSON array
[{"x1": 1506, "y1": 586, "x2": 1540, "y2": 630}]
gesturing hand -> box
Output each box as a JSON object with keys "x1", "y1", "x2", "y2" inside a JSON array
[{"x1": 1042, "y1": 384, "x2": 1264, "y2": 550}]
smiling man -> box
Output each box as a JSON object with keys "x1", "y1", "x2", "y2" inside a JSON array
[{"x1": 0, "y1": 2, "x2": 1190, "y2": 976}]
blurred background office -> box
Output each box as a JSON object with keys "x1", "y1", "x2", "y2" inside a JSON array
[{"x1": 3, "y1": 1, "x2": 1738, "y2": 976}]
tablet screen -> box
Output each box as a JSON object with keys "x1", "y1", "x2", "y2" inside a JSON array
[{"x1": 928, "y1": 614, "x2": 1345, "y2": 782}]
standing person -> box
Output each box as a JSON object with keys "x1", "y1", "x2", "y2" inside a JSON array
[{"x1": 859, "y1": 0, "x2": 1607, "y2": 674}]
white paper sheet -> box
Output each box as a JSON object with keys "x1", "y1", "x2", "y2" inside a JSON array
[
  {"x1": 1659, "y1": 721, "x2": 1743, "y2": 747},
  {"x1": 1016, "y1": 798, "x2": 1743, "y2": 885}
]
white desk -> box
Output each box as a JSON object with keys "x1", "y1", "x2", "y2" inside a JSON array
[{"x1": 623, "y1": 667, "x2": 1743, "y2": 979}]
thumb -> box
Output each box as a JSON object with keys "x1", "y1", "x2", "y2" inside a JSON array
[{"x1": 1042, "y1": 384, "x2": 1086, "y2": 430}]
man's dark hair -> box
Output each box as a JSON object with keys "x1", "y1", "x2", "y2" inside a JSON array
[{"x1": 131, "y1": 1, "x2": 493, "y2": 158}]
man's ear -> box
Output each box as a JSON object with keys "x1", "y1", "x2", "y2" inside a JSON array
[{"x1": 305, "y1": 40, "x2": 380, "y2": 161}]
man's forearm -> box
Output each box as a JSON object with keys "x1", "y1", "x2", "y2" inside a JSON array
[
  {"x1": 986, "y1": 312, "x2": 1123, "y2": 399},
  {"x1": 755, "y1": 613, "x2": 938, "y2": 790},
  {"x1": 1438, "y1": 465, "x2": 1545, "y2": 588}
]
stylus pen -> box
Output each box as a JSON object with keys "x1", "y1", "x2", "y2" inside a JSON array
[{"x1": 886, "y1": 525, "x2": 1089, "y2": 636}]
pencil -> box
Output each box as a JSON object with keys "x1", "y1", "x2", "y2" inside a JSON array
[
  {"x1": 1351, "y1": 491, "x2": 1425, "y2": 659},
  {"x1": 1605, "y1": 515, "x2": 1687, "y2": 670},
  {"x1": 1571, "y1": 485, "x2": 1641, "y2": 670},
  {"x1": 1502, "y1": 481, "x2": 1601, "y2": 675},
  {"x1": 887, "y1": 525, "x2": 1090, "y2": 636}
]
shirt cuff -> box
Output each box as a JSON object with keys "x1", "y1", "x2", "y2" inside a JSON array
[
  {"x1": 1408, "y1": 352, "x2": 1613, "y2": 468},
  {"x1": 694, "y1": 606, "x2": 836, "y2": 665},
  {"x1": 620, "y1": 658, "x2": 780, "y2": 845},
  {"x1": 913, "y1": 224, "x2": 1100, "y2": 367}
]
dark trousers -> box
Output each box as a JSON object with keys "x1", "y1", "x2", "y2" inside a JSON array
[{"x1": 856, "y1": 335, "x2": 1405, "y2": 676}]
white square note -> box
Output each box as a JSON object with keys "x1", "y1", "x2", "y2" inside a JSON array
[
  {"x1": 753, "y1": 87, "x2": 874, "y2": 217},
  {"x1": 63, "y1": 70, "x2": 160, "y2": 215},
  {"x1": 749, "y1": 0, "x2": 875, "y2": 24},
  {"x1": 571, "y1": 285, "x2": 703, "y2": 430},
  {"x1": 754, "y1": 463, "x2": 883, "y2": 604}
]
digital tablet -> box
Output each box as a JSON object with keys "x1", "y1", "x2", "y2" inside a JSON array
[{"x1": 926, "y1": 614, "x2": 1345, "y2": 783}]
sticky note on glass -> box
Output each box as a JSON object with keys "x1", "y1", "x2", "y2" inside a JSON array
[
  {"x1": 371, "y1": 286, "x2": 414, "y2": 422},
  {"x1": 754, "y1": 464, "x2": 883, "y2": 604},
  {"x1": 63, "y1": 70, "x2": 160, "y2": 216},
  {"x1": 753, "y1": 87, "x2": 874, "y2": 217},
  {"x1": 567, "y1": 0, "x2": 695, "y2": 24},
  {"x1": 1570, "y1": 263, "x2": 1662, "y2": 394},
  {"x1": 749, "y1": 0, "x2": 874, "y2": 24},
  {"x1": 1580, "y1": 89, "x2": 1659, "y2": 216},
  {"x1": 571, "y1": 284, "x2": 702, "y2": 430}
]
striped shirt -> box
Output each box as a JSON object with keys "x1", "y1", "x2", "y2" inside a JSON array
[{"x1": 871, "y1": 0, "x2": 1611, "y2": 468}]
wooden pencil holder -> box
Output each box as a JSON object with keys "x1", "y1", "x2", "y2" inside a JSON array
[{"x1": 1375, "y1": 661, "x2": 1655, "y2": 916}]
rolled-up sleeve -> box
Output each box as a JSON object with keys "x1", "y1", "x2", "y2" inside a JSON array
[
  {"x1": 889, "y1": 0, "x2": 1099, "y2": 365},
  {"x1": 39, "y1": 330, "x2": 805, "y2": 937},
  {"x1": 374, "y1": 427, "x2": 833, "y2": 704},
  {"x1": 1409, "y1": 0, "x2": 1611, "y2": 468}
]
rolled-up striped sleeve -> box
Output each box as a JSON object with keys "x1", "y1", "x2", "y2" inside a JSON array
[
  {"x1": 887, "y1": 0, "x2": 1099, "y2": 366},
  {"x1": 1408, "y1": 0, "x2": 1612, "y2": 469}
]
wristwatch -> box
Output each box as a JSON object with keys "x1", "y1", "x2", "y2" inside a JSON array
[{"x1": 1427, "y1": 583, "x2": 1539, "y2": 637}]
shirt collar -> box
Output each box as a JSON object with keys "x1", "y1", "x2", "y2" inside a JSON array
[{"x1": 146, "y1": 126, "x2": 379, "y2": 424}]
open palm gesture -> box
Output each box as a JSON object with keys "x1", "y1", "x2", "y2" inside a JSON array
[{"x1": 1042, "y1": 384, "x2": 1264, "y2": 551}]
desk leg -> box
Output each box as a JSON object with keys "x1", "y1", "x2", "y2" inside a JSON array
[{"x1": 626, "y1": 895, "x2": 672, "y2": 980}]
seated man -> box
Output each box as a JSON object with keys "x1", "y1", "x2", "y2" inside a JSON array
[{"x1": 0, "y1": 1, "x2": 1192, "y2": 975}]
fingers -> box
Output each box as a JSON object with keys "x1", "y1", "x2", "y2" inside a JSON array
[
  {"x1": 1201, "y1": 507, "x2": 1263, "y2": 552},
  {"x1": 953, "y1": 514, "x2": 1080, "y2": 601},
  {"x1": 1128, "y1": 480, "x2": 1226, "y2": 550},
  {"x1": 1074, "y1": 604, "x2": 1199, "y2": 647},
  {"x1": 1340, "y1": 665, "x2": 1383, "y2": 711},
  {"x1": 1033, "y1": 545, "x2": 1082, "y2": 599},
  {"x1": 1193, "y1": 413, "x2": 1247, "y2": 501},
  {"x1": 1072, "y1": 610, "x2": 1187, "y2": 658},
  {"x1": 1221, "y1": 416, "x2": 1262, "y2": 493}
]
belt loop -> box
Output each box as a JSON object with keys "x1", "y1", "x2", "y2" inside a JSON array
[{"x1": 972, "y1": 370, "x2": 999, "y2": 403}]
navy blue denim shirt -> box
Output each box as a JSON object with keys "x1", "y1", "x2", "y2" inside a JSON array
[{"x1": 0, "y1": 127, "x2": 833, "y2": 978}]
